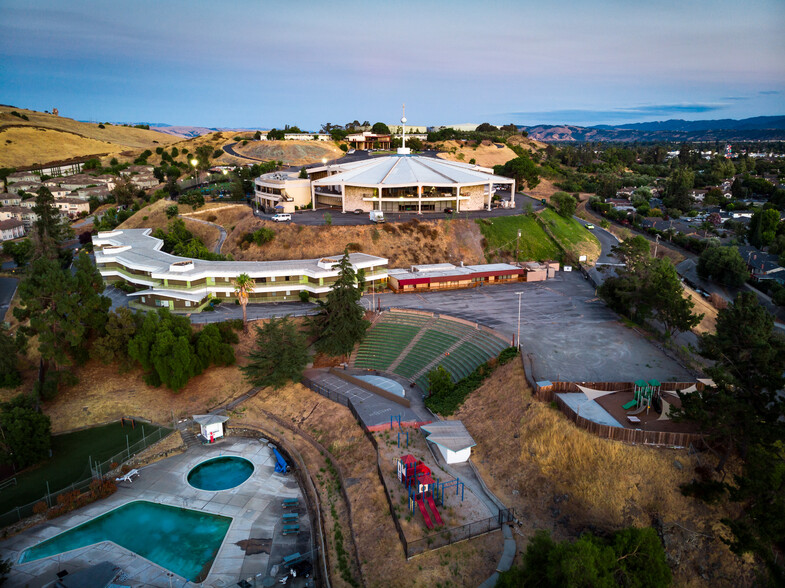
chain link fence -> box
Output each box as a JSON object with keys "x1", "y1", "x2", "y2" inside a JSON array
[
  {"x1": 301, "y1": 375, "x2": 513, "y2": 559},
  {"x1": 0, "y1": 423, "x2": 172, "y2": 529}
]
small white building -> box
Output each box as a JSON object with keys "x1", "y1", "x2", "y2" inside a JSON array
[
  {"x1": 420, "y1": 421, "x2": 476, "y2": 464},
  {"x1": 193, "y1": 414, "x2": 229, "y2": 442}
]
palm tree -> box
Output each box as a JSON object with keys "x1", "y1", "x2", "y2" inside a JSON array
[{"x1": 233, "y1": 273, "x2": 255, "y2": 333}]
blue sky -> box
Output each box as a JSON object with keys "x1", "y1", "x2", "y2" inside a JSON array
[{"x1": 1, "y1": 0, "x2": 783, "y2": 129}]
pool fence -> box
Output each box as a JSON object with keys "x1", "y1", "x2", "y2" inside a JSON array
[{"x1": 0, "y1": 420, "x2": 173, "y2": 529}]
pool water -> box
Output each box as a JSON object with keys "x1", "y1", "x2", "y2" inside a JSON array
[
  {"x1": 20, "y1": 501, "x2": 231, "y2": 582},
  {"x1": 188, "y1": 456, "x2": 254, "y2": 491}
]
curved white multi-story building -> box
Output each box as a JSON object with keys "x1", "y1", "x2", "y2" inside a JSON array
[{"x1": 93, "y1": 228, "x2": 388, "y2": 312}]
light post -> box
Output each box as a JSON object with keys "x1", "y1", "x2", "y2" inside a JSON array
[
  {"x1": 191, "y1": 158, "x2": 199, "y2": 188},
  {"x1": 516, "y1": 291, "x2": 523, "y2": 349}
]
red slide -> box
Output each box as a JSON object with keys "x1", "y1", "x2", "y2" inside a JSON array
[
  {"x1": 426, "y1": 494, "x2": 444, "y2": 527},
  {"x1": 416, "y1": 496, "x2": 434, "y2": 529}
]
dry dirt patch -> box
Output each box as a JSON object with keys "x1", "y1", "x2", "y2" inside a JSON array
[{"x1": 226, "y1": 217, "x2": 486, "y2": 268}]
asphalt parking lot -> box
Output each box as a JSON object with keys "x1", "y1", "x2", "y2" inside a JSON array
[{"x1": 367, "y1": 273, "x2": 692, "y2": 384}]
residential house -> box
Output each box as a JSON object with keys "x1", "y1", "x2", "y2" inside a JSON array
[
  {"x1": 54, "y1": 198, "x2": 90, "y2": 218},
  {"x1": 0, "y1": 205, "x2": 37, "y2": 228},
  {"x1": 128, "y1": 174, "x2": 158, "y2": 189},
  {"x1": 737, "y1": 246, "x2": 785, "y2": 285},
  {"x1": 119, "y1": 165, "x2": 154, "y2": 177},
  {"x1": 58, "y1": 174, "x2": 101, "y2": 191},
  {"x1": 6, "y1": 171, "x2": 39, "y2": 183},
  {"x1": 76, "y1": 186, "x2": 111, "y2": 201},
  {"x1": 0, "y1": 194, "x2": 22, "y2": 206},
  {"x1": 0, "y1": 219, "x2": 25, "y2": 242},
  {"x1": 7, "y1": 181, "x2": 41, "y2": 195},
  {"x1": 20, "y1": 198, "x2": 36, "y2": 209}
]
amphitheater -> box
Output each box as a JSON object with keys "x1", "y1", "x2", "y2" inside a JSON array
[{"x1": 350, "y1": 310, "x2": 511, "y2": 392}]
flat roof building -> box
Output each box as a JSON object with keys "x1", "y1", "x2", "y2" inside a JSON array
[
  {"x1": 387, "y1": 262, "x2": 528, "y2": 293},
  {"x1": 253, "y1": 170, "x2": 311, "y2": 214},
  {"x1": 93, "y1": 228, "x2": 388, "y2": 312}
]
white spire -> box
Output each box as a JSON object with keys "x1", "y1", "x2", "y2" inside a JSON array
[{"x1": 398, "y1": 103, "x2": 411, "y2": 155}]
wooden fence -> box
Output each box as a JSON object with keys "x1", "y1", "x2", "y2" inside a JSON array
[
  {"x1": 533, "y1": 379, "x2": 702, "y2": 403},
  {"x1": 553, "y1": 395, "x2": 703, "y2": 447}
]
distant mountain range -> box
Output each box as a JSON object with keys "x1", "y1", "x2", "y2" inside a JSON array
[{"x1": 524, "y1": 116, "x2": 785, "y2": 142}]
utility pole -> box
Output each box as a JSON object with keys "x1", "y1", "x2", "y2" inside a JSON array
[{"x1": 516, "y1": 229, "x2": 521, "y2": 263}]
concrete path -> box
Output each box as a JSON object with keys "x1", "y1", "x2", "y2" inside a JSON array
[
  {"x1": 478, "y1": 524, "x2": 516, "y2": 588},
  {"x1": 179, "y1": 215, "x2": 228, "y2": 254}
]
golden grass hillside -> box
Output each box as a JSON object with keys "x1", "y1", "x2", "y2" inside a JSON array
[
  {"x1": 117, "y1": 199, "x2": 222, "y2": 251},
  {"x1": 232, "y1": 139, "x2": 345, "y2": 166},
  {"x1": 119, "y1": 202, "x2": 487, "y2": 267},
  {"x1": 436, "y1": 140, "x2": 518, "y2": 168},
  {"x1": 225, "y1": 214, "x2": 487, "y2": 267},
  {"x1": 455, "y1": 359, "x2": 752, "y2": 585},
  {"x1": 0, "y1": 106, "x2": 177, "y2": 167}
]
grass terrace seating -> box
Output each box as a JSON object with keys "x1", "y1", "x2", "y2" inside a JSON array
[
  {"x1": 351, "y1": 310, "x2": 510, "y2": 393},
  {"x1": 394, "y1": 330, "x2": 459, "y2": 378},
  {"x1": 354, "y1": 323, "x2": 420, "y2": 371}
]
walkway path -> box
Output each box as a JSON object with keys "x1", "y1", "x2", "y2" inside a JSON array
[{"x1": 179, "y1": 215, "x2": 227, "y2": 253}]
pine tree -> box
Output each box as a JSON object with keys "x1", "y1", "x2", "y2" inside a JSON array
[
  {"x1": 13, "y1": 252, "x2": 111, "y2": 396},
  {"x1": 242, "y1": 317, "x2": 308, "y2": 389},
  {"x1": 311, "y1": 249, "x2": 369, "y2": 358},
  {"x1": 31, "y1": 186, "x2": 71, "y2": 258}
]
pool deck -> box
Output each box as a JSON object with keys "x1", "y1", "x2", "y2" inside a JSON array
[{"x1": 0, "y1": 437, "x2": 311, "y2": 587}]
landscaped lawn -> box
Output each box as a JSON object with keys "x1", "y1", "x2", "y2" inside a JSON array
[
  {"x1": 539, "y1": 208, "x2": 601, "y2": 259},
  {"x1": 476, "y1": 215, "x2": 561, "y2": 261},
  {"x1": 0, "y1": 420, "x2": 170, "y2": 516}
]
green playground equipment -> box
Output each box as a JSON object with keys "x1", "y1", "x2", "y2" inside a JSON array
[{"x1": 624, "y1": 379, "x2": 661, "y2": 412}]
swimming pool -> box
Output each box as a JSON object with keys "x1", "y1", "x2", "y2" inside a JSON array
[
  {"x1": 188, "y1": 455, "x2": 254, "y2": 491},
  {"x1": 20, "y1": 501, "x2": 231, "y2": 582},
  {"x1": 356, "y1": 375, "x2": 406, "y2": 398}
]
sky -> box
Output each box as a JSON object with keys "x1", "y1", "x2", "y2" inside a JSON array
[{"x1": 1, "y1": 0, "x2": 784, "y2": 130}]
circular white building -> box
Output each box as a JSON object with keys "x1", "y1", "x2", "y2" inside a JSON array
[{"x1": 308, "y1": 154, "x2": 515, "y2": 214}]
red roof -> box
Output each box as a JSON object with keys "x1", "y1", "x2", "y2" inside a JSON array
[
  {"x1": 400, "y1": 454, "x2": 416, "y2": 465},
  {"x1": 418, "y1": 475, "x2": 435, "y2": 485}
]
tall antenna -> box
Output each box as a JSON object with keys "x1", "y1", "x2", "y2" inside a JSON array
[{"x1": 401, "y1": 103, "x2": 407, "y2": 150}]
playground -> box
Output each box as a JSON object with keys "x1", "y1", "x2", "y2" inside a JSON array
[
  {"x1": 372, "y1": 425, "x2": 492, "y2": 544},
  {"x1": 541, "y1": 378, "x2": 705, "y2": 444}
]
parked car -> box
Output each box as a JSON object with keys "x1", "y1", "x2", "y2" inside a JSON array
[
  {"x1": 586, "y1": 223, "x2": 595, "y2": 230},
  {"x1": 353, "y1": 209, "x2": 363, "y2": 215},
  {"x1": 271, "y1": 213, "x2": 292, "y2": 222},
  {"x1": 443, "y1": 207, "x2": 454, "y2": 214}
]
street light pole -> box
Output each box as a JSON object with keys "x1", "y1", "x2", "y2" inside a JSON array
[
  {"x1": 516, "y1": 291, "x2": 523, "y2": 349},
  {"x1": 191, "y1": 158, "x2": 199, "y2": 189}
]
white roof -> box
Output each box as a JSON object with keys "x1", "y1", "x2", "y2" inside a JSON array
[
  {"x1": 311, "y1": 154, "x2": 514, "y2": 188},
  {"x1": 193, "y1": 414, "x2": 229, "y2": 426},
  {"x1": 420, "y1": 421, "x2": 476, "y2": 452},
  {"x1": 93, "y1": 229, "x2": 387, "y2": 280},
  {"x1": 390, "y1": 262, "x2": 520, "y2": 281}
]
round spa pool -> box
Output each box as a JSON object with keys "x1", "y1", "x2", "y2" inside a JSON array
[{"x1": 187, "y1": 456, "x2": 254, "y2": 491}]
